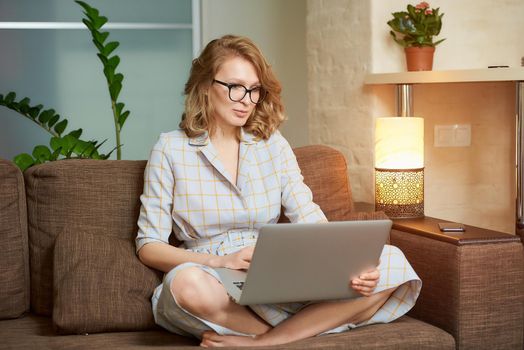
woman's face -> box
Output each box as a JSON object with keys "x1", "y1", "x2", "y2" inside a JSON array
[{"x1": 209, "y1": 56, "x2": 260, "y2": 134}]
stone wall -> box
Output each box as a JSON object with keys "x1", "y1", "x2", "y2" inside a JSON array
[{"x1": 306, "y1": 0, "x2": 374, "y2": 203}]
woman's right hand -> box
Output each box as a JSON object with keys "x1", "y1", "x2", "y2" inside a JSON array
[{"x1": 216, "y1": 246, "x2": 254, "y2": 270}]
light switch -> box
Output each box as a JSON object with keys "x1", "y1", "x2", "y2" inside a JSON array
[{"x1": 434, "y1": 124, "x2": 471, "y2": 147}]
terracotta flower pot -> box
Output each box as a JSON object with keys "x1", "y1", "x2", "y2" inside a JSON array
[{"x1": 404, "y1": 46, "x2": 435, "y2": 71}]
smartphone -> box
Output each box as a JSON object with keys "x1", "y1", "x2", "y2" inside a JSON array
[{"x1": 438, "y1": 222, "x2": 466, "y2": 232}]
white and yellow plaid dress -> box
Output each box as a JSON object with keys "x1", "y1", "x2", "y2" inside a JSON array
[{"x1": 136, "y1": 128, "x2": 421, "y2": 338}]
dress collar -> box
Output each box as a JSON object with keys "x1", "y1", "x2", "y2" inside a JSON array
[{"x1": 188, "y1": 128, "x2": 257, "y2": 146}]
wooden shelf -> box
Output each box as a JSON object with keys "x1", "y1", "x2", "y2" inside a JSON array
[{"x1": 364, "y1": 67, "x2": 524, "y2": 85}]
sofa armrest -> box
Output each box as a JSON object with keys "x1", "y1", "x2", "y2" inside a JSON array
[{"x1": 390, "y1": 217, "x2": 523, "y2": 350}]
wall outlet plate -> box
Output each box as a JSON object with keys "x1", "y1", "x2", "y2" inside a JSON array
[{"x1": 434, "y1": 124, "x2": 471, "y2": 147}]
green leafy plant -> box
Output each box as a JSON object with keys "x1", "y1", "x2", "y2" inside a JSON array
[
  {"x1": 0, "y1": 93, "x2": 110, "y2": 170},
  {"x1": 1, "y1": 1, "x2": 130, "y2": 171},
  {"x1": 388, "y1": 1, "x2": 445, "y2": 48},
  {"x1": 76, "y1": 0, "x2": 130, "y2": 160}
]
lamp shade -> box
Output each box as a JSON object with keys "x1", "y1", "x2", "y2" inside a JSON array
[
  {"x1": 375, "y1": 117, "x2": 424, "y2": 218},
  {"x1": 375, "y1": 117, "x2": 424, "y2": 169}
]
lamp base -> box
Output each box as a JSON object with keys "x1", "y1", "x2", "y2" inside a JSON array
[
  {"x1": 375, "y1": 202, "x2": 424, "y2": 219},
  {"x1": 375, "y1": 168, "x2": 424, "y2": 219}
]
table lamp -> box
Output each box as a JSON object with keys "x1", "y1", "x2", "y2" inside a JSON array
[{"x1": 375, "y1": 117, "x2": 424, "y2": 218}]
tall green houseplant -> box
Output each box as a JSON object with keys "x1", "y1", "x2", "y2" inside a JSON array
[{"x1": 0, "y1": 1, "x2": 131, "y2": 170}]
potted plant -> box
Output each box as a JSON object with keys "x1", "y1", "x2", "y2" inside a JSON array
[{"x1": 387, "y1": 1, "x2": 445, "y2": 71}]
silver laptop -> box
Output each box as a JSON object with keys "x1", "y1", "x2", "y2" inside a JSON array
[{"x1": 214, "y1": 219, "x2": 392, "y2": 305}]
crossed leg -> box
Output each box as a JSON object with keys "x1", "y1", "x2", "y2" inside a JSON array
[
  {"x1": 171, "y1": 266, "x2": 397, "y2": 348},
  {"x1": 170, "y1": 266, "x2": 272, "y2": 335},
  {"x1": 200, "y1": 286, "x2": 396, "y2": 347}
]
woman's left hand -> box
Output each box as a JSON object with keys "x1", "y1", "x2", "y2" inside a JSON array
[{"x1": 351, "y1": 266, "x2": 380, "y2": 297}]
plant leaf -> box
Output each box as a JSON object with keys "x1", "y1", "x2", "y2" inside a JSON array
[
  {"x1": 433, "y1": 38, "x2": 446, "y2": 46},
  {"x1": 47, "y1": 114, "x2": 60, "y2": 127},
  {"x1": 5, "y1": 92, "x2": 16, "y2": 103},
  {"x1": 50, "y1": 147, "x2": 62, "y2": 161},
  {"x1": 19, "y1": 97, "x2": 30, "y2": 113},
  {"x1": 54, "y1": 119, "x2": 68, "y2": 136},
  {"x1": 29, "y1": 104, "x2": 43, "y2": 119},
  {"x1": 118, "y1": 110, "x2": 130, "y2": 127},
  {"x1": 114, "y1": 73, "x2": 123, "y2": 84},
  {"x1": 62, "y1": 135, "x2": 79, "y2": 157},
  {"x1": 73, "y1": 139, "x2": 93, "y2": 157},
  {"x1": 115, "y1": 102, "x2": 124, "y2": 115},
  {"x1": 93, "y1": 31, "x2": 109, "y2": 45},
  {"x1": 102, "y1": 144, "x2": 119, "y2": 159},
  {"x1": 109, "y1": 82, "x2": 122, "y2": 100},
  {"x1": 82, "y1": 18, "x2": 94, "y2": 31},
  {"x1": 107, "y1": 55, "x2": 120, "y2": 69},
  {"x1": 93, "y1": 16, "x2": 108, "y2": 30},
  {"x1": 103, "y1": 65, "x2": 114, "y2": 82},
  {"x1": 103, "y1": 41, "x2": 119, "y2": 56},
  {"x1": 68, "y1": 128, "x2": 83, "y2": 139},
  {"x1": 50, "y1": 137, "x2": 62, "y2": 152},
  {"x1": 13, "y1": 153, "x2": 35, "y2": 171},
  {"x1": 76, "y1": 0, "x2": 99, "y2": 21},
  {"x1": 75, "y1": 0, "x2": 92, "y2": 13},
  {"x1": 97, "y1": 53, "x2": 108, "y2": 64},
  {"x1": 38, "y1": 109, "x2": 55, "y2": 123},
  {"x1": 92, "y1": 40, "x2": 104, "y2": 53},
  {"x1": 32, "y1": 145, "x2": 52, "y2": 163}
]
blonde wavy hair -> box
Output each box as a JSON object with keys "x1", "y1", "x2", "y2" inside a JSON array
[{"x1": 179, "y1": 35, "x2": 285, "y2": 140}]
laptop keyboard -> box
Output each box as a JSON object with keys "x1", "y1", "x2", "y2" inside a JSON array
[{"x1": 233, "y1": 281, "x2": 245, "y2": 290}]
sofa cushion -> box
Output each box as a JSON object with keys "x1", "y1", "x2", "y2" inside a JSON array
[
  {"x1": 0, "y1": 314, "x2": 454, "y2": 349},
  {"x1": 25, "y1": 159, "x2": 147, "y2": 316},
  {"x1": 0, "y1": 159, "x2": 30, "y2": 319},
  {"x1": 1, "y1": 314, "x2": 198, "y2": 349},
  {"x1": 53, "y1": 230, "x2": 162, "y2": 334}
]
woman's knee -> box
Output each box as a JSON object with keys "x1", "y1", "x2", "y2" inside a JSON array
[{"x1": 170, "y1": 267, "x2": 227, "y2": 315}]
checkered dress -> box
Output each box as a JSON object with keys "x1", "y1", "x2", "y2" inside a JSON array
[{"x1": 136, "y1": 129, "x2": 421, "y2": 338}]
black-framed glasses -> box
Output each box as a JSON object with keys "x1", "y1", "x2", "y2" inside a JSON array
[{"x1": 213, "y1": 79, "x2": 266, "y2": 104}]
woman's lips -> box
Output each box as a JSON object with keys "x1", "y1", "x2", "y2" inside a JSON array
[{"x1": 233, "y1": 109, "x2": 249, "y2": 118}]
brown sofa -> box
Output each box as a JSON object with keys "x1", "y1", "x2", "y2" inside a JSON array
[{"x1": 0, "y1": 144, "x2": 522, "y2": 349}]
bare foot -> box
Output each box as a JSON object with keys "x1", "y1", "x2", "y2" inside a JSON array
[{"x1": 200, "y1": 331, "x2": 273, "y2": 348}]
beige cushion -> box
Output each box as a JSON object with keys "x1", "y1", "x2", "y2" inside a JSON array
[
  {"x1": 0, "y1": 159, "x2": 29, "y2": 319},
  {"x1": 24, "y1": 159, "x2": 147, "y2": 316},
  {"x1": 53, "y1": 230, "x2": 162, "y2": 334}
]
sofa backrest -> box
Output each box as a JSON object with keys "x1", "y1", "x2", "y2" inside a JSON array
[
  {"x1": 285, "y1": 145, "x2": 354, "y2": 222},
  {"x1": 0, "y1": 159, "x2": 30, "y2": 319},
  {"x1": 24, "y1": 159, "x2": 147, "y2": 316},
  {"x1": 17, "y1": 144, "x2": 354, "y2": 318}
]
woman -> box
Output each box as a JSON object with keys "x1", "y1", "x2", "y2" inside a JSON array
[{"x1": 136, "y1": 35, "x2": 421, "y2": 347}]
